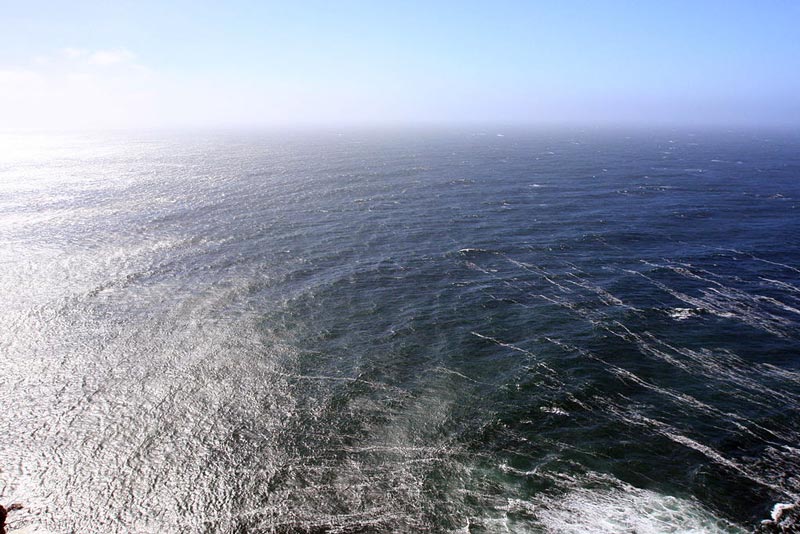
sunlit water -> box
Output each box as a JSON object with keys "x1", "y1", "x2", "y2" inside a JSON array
[{"x1": 1, "y1": 129, "x2": 799, "y2": 533}]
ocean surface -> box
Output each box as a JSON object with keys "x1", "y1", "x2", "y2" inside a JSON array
[{"x1": 1, "y1": 128, "x2": 799, "y2": 533}]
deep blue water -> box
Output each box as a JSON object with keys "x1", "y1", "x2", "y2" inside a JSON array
[{"x1": 1, "y1": 128, "x2": 799, "y2": 533}]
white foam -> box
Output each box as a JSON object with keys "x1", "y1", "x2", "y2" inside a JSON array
[
  {"x1": 771, "y1": 502, "x2": 797, "y2": 522},
  {"x1": 459, "y1": 469, "x2": 746, "y2": 533},
  {"x1": 536, "y1": 484, "x2": 745, "y2": 533},
  {"x1": 668, "y1": 307, "x2": 698, "y2": 320},
  {"x1": 540, "y1": 406, "x2": 569, "y2": 416}
]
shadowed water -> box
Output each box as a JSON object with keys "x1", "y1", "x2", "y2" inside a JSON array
[{"x1": 1, "y1": 129, "x2": 799, "y2": 533}]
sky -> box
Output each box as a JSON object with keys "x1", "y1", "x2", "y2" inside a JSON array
[{"x1": 0, "y1": 0, "x2": 798, "y2": 130}]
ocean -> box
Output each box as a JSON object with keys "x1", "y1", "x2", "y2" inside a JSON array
[{"x1": 1, "y1": 128, "x2": 799, "y2": 533}]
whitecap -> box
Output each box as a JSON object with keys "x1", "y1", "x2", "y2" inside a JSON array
[
  {"x1": 540, "y1": 406, "x2": 569, "y2": 416},
  {"x1": 667, "y1": 307, "x2": 700, "y2": 320},
  {"x1": 536, "y1": 484, "x2": 745, "y2": 533}
]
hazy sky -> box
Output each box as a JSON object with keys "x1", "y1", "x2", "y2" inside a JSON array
[{"x1": 1, "y1": 1, "x2": 799, "y2": 129}]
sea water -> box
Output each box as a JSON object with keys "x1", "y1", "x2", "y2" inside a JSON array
[{"x1": 1, "y1": 128, "x2": 799, "y2": 532}]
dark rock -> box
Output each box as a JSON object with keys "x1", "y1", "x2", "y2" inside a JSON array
[{"x1": 755, "y1": 502, "x2": 800, "y2": 533}]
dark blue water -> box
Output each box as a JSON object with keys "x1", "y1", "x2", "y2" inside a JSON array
[{"x1": 1, "y1": 129, "x2": 799, "y2": 533}]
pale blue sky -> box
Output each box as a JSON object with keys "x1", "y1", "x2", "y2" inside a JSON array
[{"x1": 1, "y1": 1, "x2": 798, "y2": 129}]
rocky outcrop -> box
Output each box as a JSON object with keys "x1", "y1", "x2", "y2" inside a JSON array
[{"x1": 756, "y1": 502, "x2": 800, "y2": 533}]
